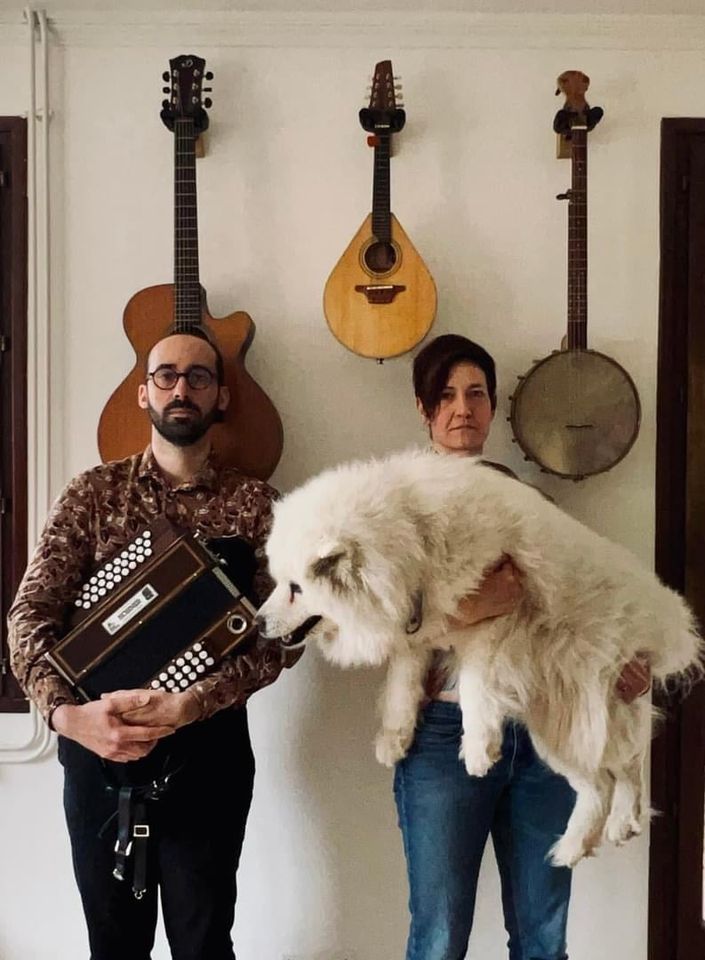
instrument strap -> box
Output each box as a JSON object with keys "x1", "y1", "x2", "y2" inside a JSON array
[{"x1": 102, "y1": 755, "x2": 186, "y2": 900}]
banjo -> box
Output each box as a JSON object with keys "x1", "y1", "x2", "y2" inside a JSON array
[{"x1": 509, "y1": 71, "x2": 640, "y2": 480}]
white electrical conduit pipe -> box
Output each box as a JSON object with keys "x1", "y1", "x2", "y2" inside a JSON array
[{"x1": 0, "y1": 6, "x2": 53, "y2": 762}]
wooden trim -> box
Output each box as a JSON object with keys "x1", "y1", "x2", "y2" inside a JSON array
[
  {"x1": 650, "y1": 116, "x2": 705, "y2": 960},
  {"x1": 0, "y1": 116, "x2": 29, "y2": 712}
]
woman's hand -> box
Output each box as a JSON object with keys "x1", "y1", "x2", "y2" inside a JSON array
[
  {"x1": 447, "y1": 556, "x2": 523, "y2": 629},
  {"x1": 616, "y1": 655, "x2": 652, "y2": 703}
]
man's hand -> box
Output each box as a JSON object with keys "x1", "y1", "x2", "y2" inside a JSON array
[
  {"x1": 52, "y1": 692, "x2": 175, "y2": 762},
  {"x1": 102, "y1": 688, "x2": 202, "y2": 731},
  {"x1": 616, "y1": 655, "x2": 652, "y2": 703},
  {"x1": 448, "y1": 556, "x2": 523, "y2": 629}
]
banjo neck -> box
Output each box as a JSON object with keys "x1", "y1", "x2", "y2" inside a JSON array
[{"x1": 566, "y1": 126, "x2": 588, "y2": 350}]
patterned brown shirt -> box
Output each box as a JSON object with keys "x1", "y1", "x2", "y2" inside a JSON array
[{"x1": 7, "y1": 446, "x2": 302, "y2": 725}]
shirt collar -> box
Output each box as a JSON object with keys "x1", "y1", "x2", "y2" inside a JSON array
[{"x1": 136, "y1": 444, "x2": 221, "y2": 492}]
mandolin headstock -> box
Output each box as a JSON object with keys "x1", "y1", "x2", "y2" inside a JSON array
[
  {"x1": 553, "y1": 69, "x2": 603, "y2": 135},
  {"x1": 359, "y1": 59, "x2": 406, "y2": 135},
  {"x1": 160, "y1": 54, "x2": 213, "y2": 134}
]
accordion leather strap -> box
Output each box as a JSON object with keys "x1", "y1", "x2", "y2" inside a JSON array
[
  {"x1": 113, "y1": 787, "x2": 150, "y2": 901},
  {"x1": 111, "y1": 766, "x2": 183, "y2": 900}
]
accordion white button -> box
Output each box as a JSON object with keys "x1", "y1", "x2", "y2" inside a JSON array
[
  {"x1": 196, "y1": 664, "x2": 205, "y2": 673},
  {"x1": 167, "y1": 665, "x2": 176, "y2": 674},
  {"x1": 188, "y1": 671, "x2": 197, "y2": 681},
  {"x1": 159, "y1": 672, "x2": 168, "y2": 681},
  {"x1": 179, "y1": 678, "x2": 188, "y2": 688},
  {"x1": 150, "y1": 680, "x2": 160, "y2": 689},
  {"x1": 166, "y1": 679, "x2": 176, "y2": 689},
  {"x1": 193, "y1": 642, "x2": 203, "y2": 652},
  {"x1": 205, "y1": 657, "x2": 215, "y2": 667}
]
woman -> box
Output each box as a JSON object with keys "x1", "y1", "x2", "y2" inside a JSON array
[{"x1": 393, "y1": 333, "x2": 650, "y2": 960}]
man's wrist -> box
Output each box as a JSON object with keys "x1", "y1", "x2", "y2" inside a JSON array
[{"x1": 50, "y1": 702, "x2": 78, "y2": 735}]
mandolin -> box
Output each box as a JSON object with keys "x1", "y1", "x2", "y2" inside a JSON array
[
  {"x1": 98, "y1": 54, "x2": 283, "y2": 480},
  {"x1": 509, "y1": 71, "x2": 640, "y2": 480},
  {"x1": 323, "y1": 59, "x2": 437, "y2": 360}
]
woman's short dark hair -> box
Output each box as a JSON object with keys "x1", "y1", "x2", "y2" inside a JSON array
[{"x1": 413, "y1": 334, "x2": 497, "y2": 416}]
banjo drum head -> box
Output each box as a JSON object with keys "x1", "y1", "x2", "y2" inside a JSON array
[{"x1": 510, "y1": 349, "x2": 641, "y2": 479}]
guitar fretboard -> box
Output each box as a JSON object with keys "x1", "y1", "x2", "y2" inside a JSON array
[
  {"x1": 174, "y1": 118, "x2": 201, "y2": 329},
  {"x1": 567, "y1": 126, "x2": 588, "y2": 350}
]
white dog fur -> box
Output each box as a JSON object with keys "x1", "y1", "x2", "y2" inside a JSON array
[{"x1": 257, "y1": 450, "x2": 702, "y2": 867}]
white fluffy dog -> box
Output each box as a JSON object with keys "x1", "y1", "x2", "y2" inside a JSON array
[{"x1": 257, "y1": 450, "x2": 702, "y2": 867}]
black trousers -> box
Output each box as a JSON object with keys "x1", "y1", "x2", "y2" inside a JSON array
[{"x1": 58, "y1": 707, "x2": 255, "y2": 960}]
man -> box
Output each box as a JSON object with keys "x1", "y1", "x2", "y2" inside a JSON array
[{"x1": 8, "y1": 332, "x2": 300, "y2": 960}]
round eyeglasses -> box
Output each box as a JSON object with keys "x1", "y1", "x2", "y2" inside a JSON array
[{"x1": 147, "y1": 366, "x2": 216, "y2": 391}]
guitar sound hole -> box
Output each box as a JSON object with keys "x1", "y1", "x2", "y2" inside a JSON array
[{"x1": 364, "y1": 241, "x2": 397, "y2": 274}]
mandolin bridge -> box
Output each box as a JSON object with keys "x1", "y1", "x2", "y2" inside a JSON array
[{"x1": 354, "y1": 283, "x2": 406, "y2": 304}]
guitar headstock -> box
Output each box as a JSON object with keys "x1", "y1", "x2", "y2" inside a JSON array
[
  {"x1": 160, "y1": 54, "x2": 213, "y2": 134},
  {"x1": 359, "y1": 59, "x2": 406, "y2": 135},
  {"x1": 553, "y1": 70, "x2": 603, "y2": 135}
]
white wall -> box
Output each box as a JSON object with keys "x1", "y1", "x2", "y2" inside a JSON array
[{"x1": 2, "y1": 10, "x2": 704, "y2": 960}]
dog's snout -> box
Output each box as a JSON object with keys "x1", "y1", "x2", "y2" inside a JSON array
[{"x1": 254, "y1": 612, "x2": 275, "y2": 637}]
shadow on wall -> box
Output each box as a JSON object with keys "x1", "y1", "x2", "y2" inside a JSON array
[{"x1": 286, "y1": 651, "x2": 409, "y2": 957}]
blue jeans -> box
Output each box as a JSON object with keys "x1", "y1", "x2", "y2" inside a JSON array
[{"x1": 394, "y1": 701, "x2": 575, "y2": 960}]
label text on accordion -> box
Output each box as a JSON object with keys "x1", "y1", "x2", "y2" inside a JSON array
[{"x1": 102, "y1": 584, "x2": 158, "y2": 636}]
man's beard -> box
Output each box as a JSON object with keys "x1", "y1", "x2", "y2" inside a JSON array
[{"x1": 148, "y1": 398, "x2": 219, "y2": 447}]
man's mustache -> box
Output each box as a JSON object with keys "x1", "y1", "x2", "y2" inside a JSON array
[{"x1": 164, "y1": 399, "x2": 200, "y2": 414}]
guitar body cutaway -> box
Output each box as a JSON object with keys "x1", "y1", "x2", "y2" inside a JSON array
[{"x1": 97, "y1": 284, "x2": 283, "y2": 480}]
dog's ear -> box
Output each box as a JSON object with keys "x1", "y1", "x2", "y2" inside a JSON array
[{"x1": 310, "y1": 540, "x2": 363, "y2": 594}]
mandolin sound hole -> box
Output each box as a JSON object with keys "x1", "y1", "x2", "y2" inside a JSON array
[{"x1": 364, "y1": 241, "x2": 397, "y2": 274}]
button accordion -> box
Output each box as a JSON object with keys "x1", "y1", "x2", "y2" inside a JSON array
[{"x1": 45, "y1": 520, "x2": 259, "y2": 701}]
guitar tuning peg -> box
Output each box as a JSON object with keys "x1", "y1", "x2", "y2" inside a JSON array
[
  {"x1": 162, "y1": 87, "x2": 170, "y2": 94},
  {"x1": 162, "y1": 71, "x2": 170, "y2": 82},
  {"x1": 204, "y1": 97, "x2": 212, "y2": 108},
  {"x1": 205, "y1": 71, "x2": 213, "y2": 80},
  {"x1": 203, "y1": 87, "x2": 212, "y2": 93},
  {"x1": 162, "y1": 99, "x2": 169, "y2": 109}
]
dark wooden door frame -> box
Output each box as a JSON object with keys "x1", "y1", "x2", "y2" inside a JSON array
[
  {"x1": 650, "y1": 117, "x2": 705, "y2": 960},
  {"x1": 0, "y1": 116, "x2": 28, "y2": 710}
]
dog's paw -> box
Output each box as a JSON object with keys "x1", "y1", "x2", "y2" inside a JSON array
[
  {"x1": 549, "y1": 833, "x2": 590, "y2": 869},
  {"x1": 604, "y1": 812, "x2": 642, "y2": 846},
  {"x1": 375, "y1": 729, "x2": 412, "y2": 767},
  {"x1": 460, "y1": 736, "x2": 499, "y2": 778}
]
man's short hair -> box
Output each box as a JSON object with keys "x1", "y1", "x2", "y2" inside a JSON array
[
  {"x1": 146, "y1": 329, "x2": 225, "y2": 386},
  {"x1": 413, "y1": 333, "x2": 497, "y2": 416}
]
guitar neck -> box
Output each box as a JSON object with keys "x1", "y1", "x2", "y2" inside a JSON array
[
  {"x1": 371, "y1": 132, "x2": 392, "y2": 243},
  {"x1": 567, "y1": 126, "x2": 588, "y2": 350},
  {"x1": 174, "y1": 118, "x2": 202, "y2": 331}
]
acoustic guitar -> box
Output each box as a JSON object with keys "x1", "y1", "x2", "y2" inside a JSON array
[
  {"x1": 509, "y1": 71, "x2": 640, "y2": 480},
  {"x1": 98, "y1": 54, "x2": 283, "y2": 480},
  {"x1": 323, "y1": 59, "x2": 437, "y2": 360}
]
